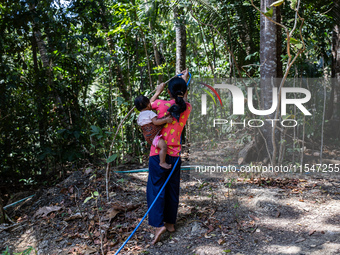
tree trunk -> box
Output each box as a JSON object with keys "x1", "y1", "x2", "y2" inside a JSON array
[
  {"x1": 327, "y1": 25, "x2": 340, "y2": 120},
  {"x1": 149, "y1": 22, "x2": 163, "y2": 85},
  {"x1": 260, "y1": 0, "x2": 277, "y2": 158},
  {"x1": 140, "y1": 30, "x2": 153, "y2": 87},
  {"x1": 0, "y1": 192, "x2": 5, "y2": 223},
  {"x1": 135, "y1": 37, "x2": 144, "y2": 91},
  {"x1": 276, "y1": 6, "x2": 283, "y2": 78},
  {"x1": 29, "y1": 3, "x2": 50, "y2": 69},
  {"x1": 106, "y1": 35, "x2": 130, "y2": 101},
  {"x1": 29, "y1": 3, "x2": 50, "y2": 174},
  {"x1": 174, "y1": 6, "x2": 186, "y2": 73}
]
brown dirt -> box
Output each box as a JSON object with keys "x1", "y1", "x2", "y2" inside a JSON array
[{"x1": 1, "y1": 163, "x2": 340, "y2": 255}]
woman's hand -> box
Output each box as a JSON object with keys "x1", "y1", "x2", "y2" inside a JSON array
[
  {"x1": 180, "y1": 68, "x2": 189, "y2": 83},
  {"x1": 165, "y1": 115, "x2": 173, "y2": 123}
]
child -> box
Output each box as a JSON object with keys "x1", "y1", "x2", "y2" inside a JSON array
[{"x1": 134, "y1": 95, "x2": 173, "y2": 169}]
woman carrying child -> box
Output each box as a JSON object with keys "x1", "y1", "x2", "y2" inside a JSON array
[
  {"x1": 134, "y1": 95, "x2": 173, "y2": 169},
  {"x1": 146, "y1": 69, "x2": 191, "y2": 244}
]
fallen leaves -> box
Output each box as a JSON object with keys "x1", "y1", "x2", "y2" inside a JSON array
[
  {"x1": 110, "y1": 202, "x2": 142, "y2": 212},
  {"x1": 217, "y1": 239, "x2": 225, "y2": 245},
  {"x1": 68, "y1": 244, "x2": 97, "y2": 254},
  {"x1": 295, "y1": 237, "x2": 306, "y2": 243},
  {"x1": 248, "y1": 177, "x2": 302, "y2": 190},
  {"x1": 309, "y1": 229, "x2": 316, "y2": 236},
  {"x1": 101, "y1": 208, "x2": 119, "y2": 222},
  {"x1": 34, "y1": 206, "x2": 62, "y2": 218},
  {"x1": 65, "y1": 212, "x2": 83, "y2": 221},
  {"x1": 249, "y1": 214, "x2": 260, "y2": 221},
  {"x1": 207, "y1": 224, "x2": 214, "y2": 234}
]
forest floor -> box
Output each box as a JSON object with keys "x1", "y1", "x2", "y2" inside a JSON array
[{"x1": 1, "y1": 143, "x2": 340, "y2": 255}]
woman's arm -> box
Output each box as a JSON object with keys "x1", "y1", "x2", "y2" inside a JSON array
[
  {"x1": 180, "y1": 69, "x2": 189, "y2": 102},
  {"x1": 179, "y1": 68, "x2": 189, "y2": 83},
  {"x1": 151, "y1": 115, "x2": 173, "y2": 125},
  {"x1": 150, "y1": 82, "x2": 166, "y2": 103}
]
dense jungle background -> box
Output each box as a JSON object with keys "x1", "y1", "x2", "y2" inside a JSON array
[{"x1": 1, "y1": 0, "x2": 340, "y2": 253}]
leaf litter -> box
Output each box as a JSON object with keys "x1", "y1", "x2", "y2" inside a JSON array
[{"x1": 1, "y1": 164, "x2": 340, "y2": 254}]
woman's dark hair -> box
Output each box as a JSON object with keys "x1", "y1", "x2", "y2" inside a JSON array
[
  {"x1": 167, "y1": 77, "x2": 187, "y2": 121},
  {"x1": 134, "y1": 95, "x2": 150, "y2": 111}
]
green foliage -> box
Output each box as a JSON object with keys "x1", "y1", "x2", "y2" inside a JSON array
[
  {"x1": 271, "y1": 0, "x2": 285, "y2": 7},
  {"x1": 289, "y1": 0, "x2": 298, "y2": 10},
  {"x1": 0, "y1": 0, "x2": 338, "y2": 185},
  {"x1": 1, "y1": 246, "x2": 36, "y2": 255},
  {"x1": 14, "y1": 246, "x2": 36, "y2": 255},
  {"x1": 1, "y1": 247, "x2": 10, "y2": 255},
  {"x1": 264, "y1": 7, "x2": 274, "y2": 17},
  {"x1": 84, "y1": 191, "x2": 99, "y2": 204}
]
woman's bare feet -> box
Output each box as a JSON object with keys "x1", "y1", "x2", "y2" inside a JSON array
[
  {"x1": 159, "y1": 162, "x2": 172, "y2": 169},
  {"x1": 152, "y1": 226, "x2": 166, "y2": 245},
  {"x1": 165, "y1": 223, "x2": 175, "y2": 232}
]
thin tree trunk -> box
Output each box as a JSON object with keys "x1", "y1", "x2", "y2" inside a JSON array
[
  {"x1": 276, "y1": 6, "x2": 283, "y2": 78},
  {"x1": 327, "y1": 25, "x2": 340, "y2": 120},
  {"x1": 320, "y1": 57, "x2": 327, "y2": 164},
  {"x1": 0, "y1": 192, "x2": 5, "y2": 223},
  {"x1": 174, "y1": 6, "x2": 186, "y2": 73},
  {"x1": 29, "y1": 3, "x2": 50, "y2": 69},
  {"x1": 107, "y1": 41, "x2": 130, "y2": 101},
  {"x1": 140, "y1": 30, "x2": 153, "y2": 87},
  {"x1": 260, "y1": 0, "x2": 277, "y2": 159},
  {"x1": 199, "y1": 24, "x2": 214, "y2": 77},
  {"x1": 109, "y1": 63, "x2": 113, "y2": 131},
  {"x1": 278, "y1": 127, "x2": 287, "y2": 166},
  {"x1": 212, "y1": 32, "x2": 217, "y2": 79},
  {"x1": 29, "y1": 2, "x2": 51, "y2": 174},
  {"x1": 136, "y1": 37, "x2": 144, "y2": 92},
  {"x1": 301, "y1": 114, "x2": 305, "y2": 166},
  {"x1": 190, "y1": 33, "x2": 202, "y2": 78},
  {"x1": 320, "y1": 70, "x2": 327, "y2": 164},
  {"x1": 149, "y1": 22, "x2": 163, "y2": 84}
]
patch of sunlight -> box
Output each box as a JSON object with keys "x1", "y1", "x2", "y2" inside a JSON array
[
  {"x1": 193, "y1": 244, "x2": 226, "y2": 254},
  {"x1": 13, "y1": 227, "x2": 38, "y2": 253},
  {"x1": 267, "y1": 245, "x2": 301, "y2": 254}
]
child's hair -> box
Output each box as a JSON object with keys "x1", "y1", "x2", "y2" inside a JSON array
[
  {"x1": 134, "y1": 95, "x2": 150, "y2": 111},
  {"x1": 167, "y1": 77, "x2": 187, "y2": 121}
]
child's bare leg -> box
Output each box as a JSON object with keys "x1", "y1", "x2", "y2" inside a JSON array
[{"x1": 158, "y1": 139, "x2": 171, "y2": 169}]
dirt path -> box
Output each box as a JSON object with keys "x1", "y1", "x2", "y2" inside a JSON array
[{"x1": 1, "y1": 168, "x2": 340, "y2": 255}]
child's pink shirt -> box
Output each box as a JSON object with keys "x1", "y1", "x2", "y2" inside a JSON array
[{"x1": 150, "y1": 99, "x2": 191, "y2": 157}]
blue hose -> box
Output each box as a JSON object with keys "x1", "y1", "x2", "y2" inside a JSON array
[
  {"x1": 3, "y1": 195, "x2": 35, "y2": 210},
  {"x1": 115, "y1": 72, "x2": 191, "y2": 254},
  {"x1": 177, "y1": 72, "x2": 191, "y2": 88},
  {"x1": 114, "y1": 157, "x2": 180, "y2": 255}
]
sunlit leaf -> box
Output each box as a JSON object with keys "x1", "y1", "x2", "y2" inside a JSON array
[
  {"x1": 270, "y1": 0, "x2": 284, "y2": 7},
  {"x1": 264, "y1": 7, "x2": 273, "y2": 17},
  {"x1": 84, "y1": 197, "x2": 92, "y2": 204},
  {"x1": 290, "y1": 37, "x2": 300, "y2": 44}
]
